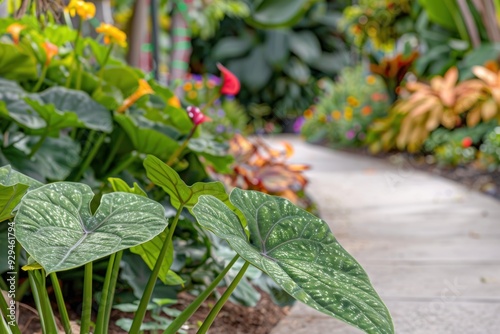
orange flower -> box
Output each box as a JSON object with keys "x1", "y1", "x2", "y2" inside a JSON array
[
  {"x1": 42, "y1": 42, "x2": 58, "y2": 66},
  {"x1": 361, "y1": 105, "x2": 372, "y2": 116},
  {"x1": 7, "y1": 23, "x2": 25, "y2": 45},
  {"x1": 183, "y1": 82, "x2": 193, "y2": 91},
  {"x1": 194, "y1": 81, "x2": 203, "y2": 90},
  {"x1": 168, "y1": 96, "x2": 181, "y2": 108},
  {"x1": 347, "y1": 96, "x2": 360, "y2": 107},
  {"x1": 96, "y1": 23, "x2": 127, "y2": 47},
  {"x1": 117, "y1": 79, "x2": 154, "y2": 113},
  {"x1": 366, "y1": 75, "x2": 377, "y2": 85},
  {"x1": 304, "y1": 109, "x2": 314, "y2": 119},
  {"x1": 331, "y1": 110, "x2": 342, "y2": 120}
]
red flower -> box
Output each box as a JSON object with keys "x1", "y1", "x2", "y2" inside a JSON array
[
  {"x1": 461, "y1": 137, "x2": 473, "y2": 148},
  {"x1": 217, "y1": 63, "x2": 240, "y2": 95},
  {"x1": 187, "y1": 106, "x2": 211, "y2": 125}
]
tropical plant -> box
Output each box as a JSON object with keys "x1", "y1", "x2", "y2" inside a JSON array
[
  {"x1": 301, "y1": 66, "x2": 390, "y2": 147},
  {"x1": 208, "y1": 134, "x2": 312, "y2": 209},
  {"x1": 0, "y1": 161, "x2": 394, "y2": 334},
  {"x1": 191, "y1": 1, "x2": 352, "y2": 126}
]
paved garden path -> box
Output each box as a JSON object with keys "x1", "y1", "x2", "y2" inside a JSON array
[{"x1": 267, "y1": 135, "x2": 500, "y2": 334}]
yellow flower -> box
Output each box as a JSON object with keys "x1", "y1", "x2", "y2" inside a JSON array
[
  {"x1": 187, "y1": 90, "x2": 197, "y2": 99},
  {"x1": 194, "y1": 81, "x2": 203, "y2": 90},
  {"x1": 331, "y1": 110, "x2": 342, "y2": 120},
  {"x1": 319, "y1": 115, "x2": 327, "y2": 123},
  {"x1": 42, "y1": 42, "x2": 58, "y2": 66},
  {"x1": 168, "y1": 96, "x2": 181, "y2": 108},
  {"x1": 304, "y1": 109, "x2": 314, "y2": 119},
  {"x1": 344, "y1": 107, "x2": 353, "y2": 121},
  {"x1": 96, "y1": 23, "x2": 127, "y2": 48},
  {"x1": 347, "y1": 96, "x2": 359, "y2": 107},
  {"x1": 7, "y1": 23, "x2": 25, "y2": 45},
  {"x1": 117, "y1": 79, "x2": 154, "y2": 113},
  {"x1": 65, "y1": 0, "x2": 96, "y2": 20},
  {"x1": 366, "y1": 75, "x2": 376, "y2": 85},
  {"x1": 183, "y1": 82, "x2": 193, "y2": 91}
]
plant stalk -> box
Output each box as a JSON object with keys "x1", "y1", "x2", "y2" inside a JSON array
[
  {"x1": 72, "y1": 132, "x2": 106, "y2": 181},
  {"x1": 33, "y1": 65, "x2": 48, "y2": 92},
  {"x1": 80, "y1": 262, "x2": 93, "y2": 334},
  {"x1": 164, "y1": 254, "x2": 240, "y2": 334},
  {"x1": 166, "y1": 125, "x2": 197, "y2": 166},
  {"x1": 28, "y1": 130, "x2": 49, "y2": 159},
  {"x1": 129, "y1": 207, "x2": 184, "y2": 334},
  {"x1": 100, "y1": 131, "x2": 125, "y2": 174},
  {"x1": 196, "y1": 261, "x2": 250, "y2": 334},
  {"x1": 0, "y1": 288, "x2": 21, "y2": 334},
  {"x1": 95, "y1": 250, "x2": 123, "y2": 333},
  {"x1": 49, "y1": 273, "x2": 72, "y2": 334}
]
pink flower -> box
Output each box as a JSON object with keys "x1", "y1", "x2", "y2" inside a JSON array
[
  {"x1": 187, "y1": 106, "x2": 211, "y2": 125},
  {"x1": 217, "y1": 63, "x2": 240, "y2": 95}
]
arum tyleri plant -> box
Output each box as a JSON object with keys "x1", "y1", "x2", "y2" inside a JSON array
[{"x1": 0, "y1": 158, "x2": 394, "y2": 334}]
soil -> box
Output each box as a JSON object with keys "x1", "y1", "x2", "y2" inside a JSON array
[{"x1": 15, "y1": 287, "x2": 290, "y2": 334}]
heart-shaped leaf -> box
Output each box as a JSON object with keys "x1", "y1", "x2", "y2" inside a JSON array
[
  {"x1": 115, "y1": 114, "x2": 179, "y2": 161},
  {"x1": 143, "y1": 155, "x2": 229, "y2": 211},
  {"x1": 192, "y1": 189, "x2": 394, "y2": 334},
  {"x1": 0, "y1": 165, "x2": 43, "y2": 222},
  {"x1": 15, "y1": 182, "x2": 168, "y2": 274}
]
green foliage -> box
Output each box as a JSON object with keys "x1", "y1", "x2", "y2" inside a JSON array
[
  {"x1": 434, "y1": 142, "x2": 477, "y2": 167},
  {"x1": 193, "y1": 189, "x2": 394, "y2": 334},
  {"x1": 14, "y1": 182, "x2": 168, "y2": 273},
  {"x1": 192, "y1": 2, "x2": 352, "y2": 123},
  {"x1": 301, "y1": 66, "x2": 390, "y2": 147},
  {"x1": 479, "y1": 127, "x2": 500, "y2": 171}
]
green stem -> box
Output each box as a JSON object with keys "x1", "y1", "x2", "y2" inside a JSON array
[
  {"x1": 166, "y1": 125, "x2": 197, "y2": 166},
  {"x1": 95, "y1": 250, "x2": 123, "y2": 333},
  {"x1": 15, "y1": 279, "x2": 30, "y2": 302},
  {"x1": 100, "y1": 131, "x2": 125, "y2": 174},
  {"x1": 66, "y1": 19, "x2": 83, "y2": 88},
  {"x1": 72, "y1": 132, "x2": 106, "y2": 181},
  {"x1": 33, "y1": 65, "x2": 49, "y2": 92},
  {"x1": 129, "y1": 207, "x2": 184, "y2": 334},
  {"x1": 28, "y1": 130, "x2": 50, "y2": 159},
  {"x1": 14, "y1": 242, "x2": 20, "y2": 292},
  {"x1": 196, "y1": 261, "x2": 250, "y2": 334},
  {"x1": 29, "y1": 270, "x2": 58, "y2": 334},
  {"x1": 103, "y1": 250, "x2": 123, "y2": 329},
  {"x1": 163, "y1": 255, "x2": 240, "y2": 334},
  {"x1": 0, "y1": 287, "x2": 21, "y2": 334},
  {"x1": 49, "y1": 273, "x2": 72, "y2": 334},
  {"x1": 97, "y1": 44, "x2": 114, "y2": 90},
  {"x1": 80, "y1": 262, "x2": 93, "y2": 334},
  {"x1": 104, "y1": 151, "x2": 137, "y2": 178},
  {"x1": 0, "y1": 276, "x2": 7, "y2": 291}
]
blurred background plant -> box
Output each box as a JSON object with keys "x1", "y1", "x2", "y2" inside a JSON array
[{"x1": 300, "y1": 66, "x2": 390, "y2": 147}]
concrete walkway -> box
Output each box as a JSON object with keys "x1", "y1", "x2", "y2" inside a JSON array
[{"x1": 267, "y1": 136, "x2": 500, "y2": 334}]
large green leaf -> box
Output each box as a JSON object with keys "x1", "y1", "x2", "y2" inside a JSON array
[
  {"x1": 246, "y1": 0, "x2": 313, "y2": 28},
  {"x1": 115, "y1": 114, "x2": 179, "y2": 161},
  {"x1": 38, "y1": 87, "x2": 112, "y2": 133},
  {"x1": 0, "y1": 165, "x2": 43, "y2": 222},
  {"x1": 0, "y1": 81, "x2": 112, "y2": 133},
  {"x1": 417, "y1": 0, "x2": 459, "y2": 31},
  {"x1": 211, "y1": 36, "x2": 253, "y2": 60},
  {"x1": 15, "y1": 182, "x2": 168, "y2": 274},
  {"x1": 143, "y1": 155, "x2": 229, "y2": 211},
  {"x1": 289, "y1": 30, "x2": 321, "y2": 64},
  {"x1": 192, "y1": 189, "x2": 394, "y2": 334},
  {"x1": 0, "y1": 43, "x2": 37, "y2": 80}
]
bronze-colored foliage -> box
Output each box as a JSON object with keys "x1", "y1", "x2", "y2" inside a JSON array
[{"x1": 210, "y1": 134, "x2": 310, "y2": 206}]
